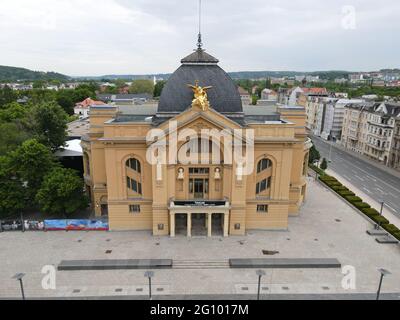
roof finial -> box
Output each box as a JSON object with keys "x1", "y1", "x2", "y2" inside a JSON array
[{"x1": 197, "y1": 0, "x2": 203, "y2": 50}]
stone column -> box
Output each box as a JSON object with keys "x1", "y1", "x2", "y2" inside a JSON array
[
  {"x1": 187, "y1": 213, "x2": 191, "y2": 237},
  {"x1": 170, "y1": 212, "x2": 175, "y2": 237},
  {"x1": 207, "y1": 213, "x2": 212, "y2": 237},
  {"x1": 223, "y1": 212, "x2": 229, "y2": 237}
]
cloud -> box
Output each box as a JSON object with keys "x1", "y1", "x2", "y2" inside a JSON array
[{"x1": 0, "y1": 0, "x2": 399, "y2": 75}]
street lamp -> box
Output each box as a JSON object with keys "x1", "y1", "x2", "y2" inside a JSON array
[
  {"x1": 375, "y1": 201, "x2": 385, "y2": 230},
  {"x1": 376, "y1": 268, "x2": 391, "y2": 300},
  {"x1": 144, "y1": 271, "x2": 154, "y2": 300},
  {"x1": 12, "y1": 273, "x2": 26, "y2": 300},
  {"x1": 328, "y1": 143, "x2": 333, "y2": 163},
  {"x1": 256, "y1": 270, "x2": 266, "y2": 300}
]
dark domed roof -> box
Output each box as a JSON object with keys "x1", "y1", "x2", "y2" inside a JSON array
[{"x1": 157, "y1": 48, "x2": 243, "y2": 114}]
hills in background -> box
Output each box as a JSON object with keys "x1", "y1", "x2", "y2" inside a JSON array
[
  {"x1": 0, "y1": 65, "x2": 69, "y2": 82},
  {"x1": 1, "y1": 65, "x2": 399, "y2": 82}
]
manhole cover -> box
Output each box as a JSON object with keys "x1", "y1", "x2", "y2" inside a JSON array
[
  {"x1": 136, "y1": 288, "x2": 143, "y2": 292},
  {"x1": 262, "y1": 250, "x2": 279, "y2": 255},
  {"x1": 335, "y1": 219, "x2": 341, "y2": 222},
  {"x1": 156, "y1": 288, "x2": 164, "y2": 292},
  {"x1": 105, "y1": 250, "x2": 112, "y2": 254},
  {"x1": 72, "y1": 289, "x2": 80, "y2": 293},
  {"x1": 322, "y1": 286, "x2": 330, "y2": 290},
  {"x1": 262, "y1": 287, "x2": 269, "y2": 291},
  {"x1": 282, "y1": 286, "x2": 289, "y2": 290},
  {"x1": 115, "y1": 288, "x2": 123, "y2": 292},
  {"x1": 314, "y1": 239, "x2": 319, "y2": 241},
  {"x1": 241, "y1": 287, "x2": 249, "y2": 291}
]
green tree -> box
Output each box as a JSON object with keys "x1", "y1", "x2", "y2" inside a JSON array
[
  {"x1": 129, "y1": 79, "x2": 154, "y2": 95},
  {"x1": 308, "y1": 144, "x2": 321, "y2": 164},
  {"x1": 7, "y1": 139, "x2": 57, "y2": 202},
  {"x1": 0, "y1": 122, "x2": 31, "y2": 155},
  {"x1": 0, "y1": 86, "x2": 17, "y2": 107},
  {"x1": 36, "y1": 167, "x2": 88, "y2": 217},
  {"x1": 320, "y1": 158, "x2": 328, "y2": 170},
  {"x1": 153, "y1": 80, "x2": 166, "y2": 97},
  {"x1": 30, "y1": 101, "x2": 68, "y2": 151},
  {"x1": 0, "y1": 102, "x2": 27, "y2": 122},
  {"x1": 56, "y1": 90, "x2": 75, "y2": 115},
  {"x1": 0, "y1": 156, "x2": 26, "y2": 218}
]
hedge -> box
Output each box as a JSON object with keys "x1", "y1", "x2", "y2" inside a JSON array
[
  {"x1": 338, "y1": 190, "x2": 356, "y2": 197},
  {"x1": 353, "y1": 202, "x2": 371, "y2": 210},
  {"x1": 382, "y1": 224, "x2": 400, "y2": 234},
  {"x1": 361, "y1": 208, "x2": 380, "y2": 216},
  {"x1": 345, "y1": 196, "x2": 362, "y2": 203},
  {"x1": 309, "y1": 164, "x2": 325, "y2": 176},
  {"x1": 371, "y1": 215, "x2": 390, "y2": 225},
  {"x1": 394, "y1": 232, "x2": 400, "y2": 241}
]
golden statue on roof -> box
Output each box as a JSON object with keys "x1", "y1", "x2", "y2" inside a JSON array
[{"x1": 187, "y1": 80, "x2": 212, "y2": 111}]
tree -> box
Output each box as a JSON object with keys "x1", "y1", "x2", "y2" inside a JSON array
[
  {"x1": 320, "y1": 158, "x2": 328, "y2": 170},
  {"x1": 308, "y1": 144, "x2": 321, "y2": 164},
  {"x1": 36, "y1": 167, "x2": 88, "y2": 217},
  {"x1": 0, "y1": 102, "x2": 27, "y2": 122},
  {"x1": 56, "y1": 90, "x2": 75, "y2": 115},
  {"x1": 153, "y1": 80, "x2": 166, "y2": 97},
  {"x1": 30, "y1": 101, "x2": 68, "y2": 151},
  {"x1": 0, "y1": 122, "x2": 31, "y2": 156},
  {"x1": 0, "y1": 156, "x2": 26, "y2": 218},
  {"x1": 7, "y1": 139, "x2": 57, "y2": 202},
  {"x1": 0, "y1": 86, "x2": 17, "y2": 108},
  {"x1": 129, "y1": 79, "x2": 154, "y2": 95}
]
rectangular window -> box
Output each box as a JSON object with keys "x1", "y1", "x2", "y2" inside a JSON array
[
  {"x1": 132, "y1": 179, "x2": 137, "y2": 193},
  {"x1": 257, "y1": 205, "x2": 268, "y2": 213},
  {"x1": 129, "y1": 205, "x2": 140, "y2": 213},
  {"x1": 126, "y1": 177, "x2": 131, "y2": 189},
  {"x1": 189, "y1": 168, "x2": 210, "y2": 174}
]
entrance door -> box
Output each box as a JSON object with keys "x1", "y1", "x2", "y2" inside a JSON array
[{"x1": 190, "y1": 178, "x2": 209, "y2": 199}]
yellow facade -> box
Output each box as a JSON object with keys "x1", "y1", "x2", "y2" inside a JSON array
[
  {"x1": 82, "y1": 48, "x2": 311, "y2": 237},
  {"x1": 82, "y1": 103, "x2": 310, "y2": 236}
]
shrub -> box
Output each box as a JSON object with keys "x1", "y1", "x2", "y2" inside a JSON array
[
  {"x1": 332, "y1": 185, "x2": 347, "y2": 191},
  {"x1": 393, "y1": 232, "x2": 400, "y2": 241},
  {"x1": 345, "y1": 196, "x2": 362, "y2": 203},
  {"x1": 371, "y1": 215, "x2": 389, "y2": 225},
  {"x1": 319, "y1": 175, "x2": 337, "y2": 182},
  {"x1": 309, "y1": 164, "x2": 325, "y2": 176},
  {"x1": 338, "y1": 190, "x2": 355, "y2": 197},
  {"x1": 353, "y1": 202, "x2": 371, "y2": 210},
  {"x1": 382, "y1": 224, "x2": 400, "y2": 234},
  {"x1": 362, "y1": 208, "x2": 380, "y2": 217}
]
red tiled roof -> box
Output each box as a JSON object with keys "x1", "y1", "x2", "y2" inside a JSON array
[{"x1": 75, "y1": 98, "x2": 106, "y2": 109}]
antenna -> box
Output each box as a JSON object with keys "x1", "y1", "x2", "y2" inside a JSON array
[{"x1": 197, "y1": 0, "x2": 203, "y2": 50}]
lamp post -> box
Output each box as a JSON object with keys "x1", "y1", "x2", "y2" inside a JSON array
[
  {"x1": 256, "y1": 270, "x2": 266, "y2": 300},
  {"x1": 328, "y1": 143, "x2": 333, "y2": 163},
  {"x1": 144, "y1": 271, "x2": 154, "y2": 300},
  {"x1": 375, "y1": 201, "x2": 385, "y2": 230},
  {"x1": 12, "y1": 273, "x2": 26, "y2": 300},
  {"x1": 376, "y1": 268, "x2": 391, "y2": 300}
]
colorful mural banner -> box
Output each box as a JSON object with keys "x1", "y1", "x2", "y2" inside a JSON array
[{"x1": 44, "y1": 219, "x2": 108, "y2": 231}]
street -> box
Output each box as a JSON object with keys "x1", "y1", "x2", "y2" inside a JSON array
[{"x1": 311, "y1": 137, "x2": 400, "y2": 216}]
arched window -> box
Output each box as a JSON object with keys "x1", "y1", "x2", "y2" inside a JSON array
[
  {"x1": 126, "y1": 157, "x2": 142, "y2": 196},
  {"x1": 257, "y1": 158, "x2": 271, "y2": 173},
  {"x1": 126, "y1": 158, "x2": 141, "y2": 173},
  {"x1": 256, "y1": 158, "x2": 273, "y2": 196}
]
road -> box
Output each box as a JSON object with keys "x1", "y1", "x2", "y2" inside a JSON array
[{"x1": 311, "y1": 137, "x2": 400, "y2": 216}]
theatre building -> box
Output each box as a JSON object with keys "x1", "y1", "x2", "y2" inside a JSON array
[{"x1": 82, "y1": 41, "x2": 311, "y2": 237}]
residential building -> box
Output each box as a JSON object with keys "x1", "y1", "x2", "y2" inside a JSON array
[
  {"x1": 74, "y1": 97, "x2": 106, "y2": 118},
  {"x1": 82, "y1": 41, "x2": 311, "y2": 236},
  {"x1": 364, "y1": 103, "x2": 400, "y2": 165},
  {"x1": 238, "y1": 86, "x2": 251, "y2": 105},
  {"x1": 389, "y1": 117, "x2": 400, "y2": 170},
  {"x1": 341, "y1": 102, "x2": 376, "y2": 154}
]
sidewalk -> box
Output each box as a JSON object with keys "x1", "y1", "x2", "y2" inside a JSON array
[
  {"x1": 312, "y1": 135, "x2": 400, "y2": 179},
  {"x1": 326, "y1": 169, "x2": 400, "y2": 229}
]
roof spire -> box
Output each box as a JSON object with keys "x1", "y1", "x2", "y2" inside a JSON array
[{"x1": 197, "y1": 0, "x2": 203, "y2": 50}]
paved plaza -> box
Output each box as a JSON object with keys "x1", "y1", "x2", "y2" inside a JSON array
[{"x1": 1, "y1": 177, "x2": 400, "y2": 299}]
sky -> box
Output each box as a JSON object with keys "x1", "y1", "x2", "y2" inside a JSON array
[{"x1": 0, "y1": 0, "x2": 399, "y2": 76}]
